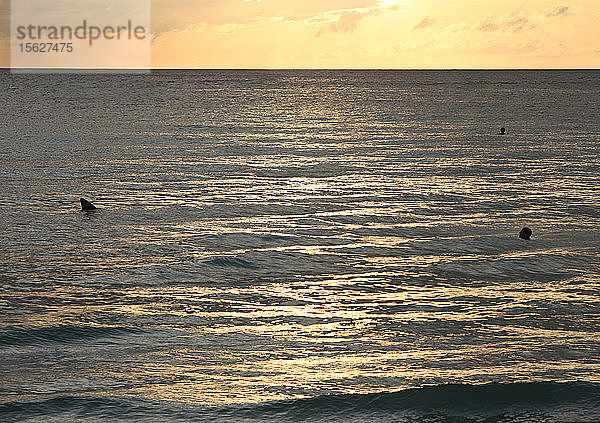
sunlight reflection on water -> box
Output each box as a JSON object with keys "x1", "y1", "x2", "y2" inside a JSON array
[{"x1": 1, "y1": 70, "x2": 600, "y2": 411}]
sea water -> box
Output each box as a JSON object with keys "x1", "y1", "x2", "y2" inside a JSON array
[{"x1": 1, "y1": 70, "x2": 599, "y2": 422}]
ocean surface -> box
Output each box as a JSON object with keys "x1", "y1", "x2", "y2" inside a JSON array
[{"x1": 1, "y1": 70, "x2": 599, "y2": 422}]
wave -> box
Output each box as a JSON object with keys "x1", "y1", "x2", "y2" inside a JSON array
[
  {"x1": 2, "y1": 382, "x2": 599, "y2": 422},
  {"x1": 0, "y1": 325, "x2": 145, "y2": 347},
  {"x1": 245, "y1": 382, "x2": 600, "y2": 420},
  {"x1": 201, "y1": 256, "x2": 258, "y2": 269},
  {"x1": 0, "y1": 396, "x2": 159, "y2": 422}
]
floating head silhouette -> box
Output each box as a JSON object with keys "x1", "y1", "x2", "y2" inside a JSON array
[
  {"x1": 500, "y1": 127, "x2": 506, "y2": 135},
  {"x1": 519, "y1": 227, "x2": 532, "y2": 240},
  {"x1": 80, "y1": 198, "x2": 97, "y2": 212}
]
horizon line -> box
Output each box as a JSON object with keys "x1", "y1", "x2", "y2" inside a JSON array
[{"x1": 2, "y1": 67, "x2": 600, "y2": 72}]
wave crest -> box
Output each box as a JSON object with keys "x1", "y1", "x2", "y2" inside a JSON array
[{"x1": 3, "y1": 382, "x2": 598, "y2": 422}]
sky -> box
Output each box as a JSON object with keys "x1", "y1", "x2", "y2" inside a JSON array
[
  {"x1": 2, "y1": 0, "x2": 600, "y2": 68},
  {"x1": 150, "y1": 0, "x2": 600, "y2": 68}
]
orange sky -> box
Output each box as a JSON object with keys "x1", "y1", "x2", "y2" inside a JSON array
[
  {"x1": 150, "y1": 0, "x2": 600, "y2": 68},
  {"x1": 2, "y1": 0, "x2": 600, "y2": 68}
]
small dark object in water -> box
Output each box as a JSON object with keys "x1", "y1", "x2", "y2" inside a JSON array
[
  {"x1": 519, "y1": 227, "x2": 532, "y2": 240},
  {"x1": 500, "y1": 127, "x2": 506, "y2": 135},
  {"x1": 80, "y1": 198, "x2": 97, "y2": 212}
]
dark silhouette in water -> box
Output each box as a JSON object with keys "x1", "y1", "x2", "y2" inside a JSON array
[
  {"x1": 500, "y1": 127, "x2": 506, "y2": 135},
  {"x1": 519, "y1": 227, "x2": 532, "y2": 240},
  {"x1": 80, "y1": 198, "x2": 97, "y2": 212}
]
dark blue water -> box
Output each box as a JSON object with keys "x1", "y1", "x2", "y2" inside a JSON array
[
  {"x1": 2, "y1": 383, "x2": 600, "y2": 422},
  {"x1": 1, "y1": 70, "x2": 600, "y2": 422}
]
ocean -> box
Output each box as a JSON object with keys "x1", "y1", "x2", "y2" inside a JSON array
[{"x1": 1, "y1": 70, "x2": 599, "y2": 422}]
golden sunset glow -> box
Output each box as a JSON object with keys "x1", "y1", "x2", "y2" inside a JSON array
[
  {"x1": 150, "y1": 0, "x2": 600, "y2": 68},
  {"x1": 1, "y1": 0, "x2": 598, "y2": 68}
]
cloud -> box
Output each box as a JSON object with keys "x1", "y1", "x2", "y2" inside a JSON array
[
  {"x1": 505, "y1": 15, "x2": 529, "y2": 32},
  {"x1": 546, "y1": 6, "x2": 570, "y2": 17},
  {"x1": 476, "y1": 14, "x2": 530, "y2": 33},
  {"x1": 476, "y1": 18, "x2": 500, "y2": 32},
  {"x1": 317, "y1": 10, "x2": 372, "y2": 36},
  {"x1": 413, "y1": 17, "x2": 436, "y2": 30},
  {"x1": 313, "y1": 0, "x2": 402, "y2": 37},
  {"x1": 152, "y1": 0, "x2": 379, "y2": 34}
]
